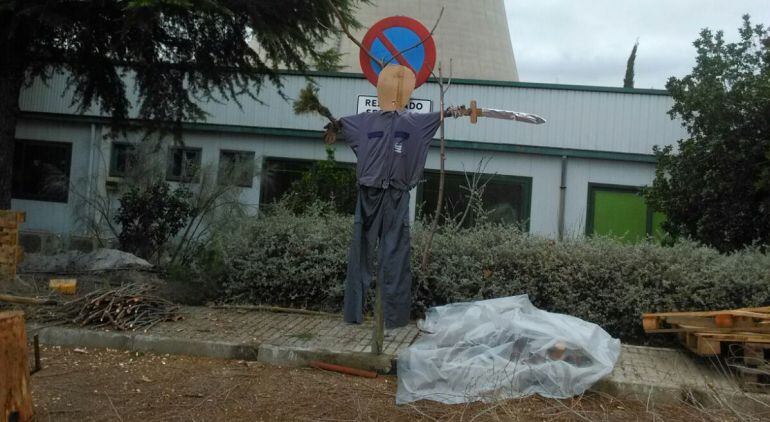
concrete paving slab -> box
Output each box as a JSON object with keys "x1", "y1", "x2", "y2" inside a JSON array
[
  {"x1": 24, "y1": 305, "x2": 770, "y2": 407},
  {"x1": 27, "y1": 305, "x2": 417, "y2": 372}
]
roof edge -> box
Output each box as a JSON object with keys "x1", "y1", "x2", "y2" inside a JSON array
[{"x1": 281, "y1": 70, "x2": 671, "y2": 96}]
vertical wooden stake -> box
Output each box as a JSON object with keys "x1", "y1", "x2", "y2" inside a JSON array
[
  {"x1": 420, "y1": 62, "x2": 447, "y2": 272},
  {"x1": 371, "y1": 276, "x2": 384, "y2": 354},
  {"x1": 1, "y1": 311, "x2": 33, "y2": 422},
  {"x1": 33, "y1": 335, "x2": 41, "y2": 374}
]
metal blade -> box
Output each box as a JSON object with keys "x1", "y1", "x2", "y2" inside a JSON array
[{"x1": 482, "y1": 108, "x2": 547, "y2": 124}]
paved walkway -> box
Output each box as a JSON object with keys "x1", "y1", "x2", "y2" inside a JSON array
[
  {"x1": 149, "y1": 306, "x2": 419, "y2": 355},
  {"x1": 27, "y1": 305, "x2": 768, "y2": 407}
]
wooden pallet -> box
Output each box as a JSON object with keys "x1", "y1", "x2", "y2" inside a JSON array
[
  {"x1": 675, "y1": 331, "x2": 770, "y2": 356},
  {"x1": 725, "y1": 342, "x2": 770, "y2": 393},
  {"x1": 643, "y1": 308, "x2": 770, "y2": 334},
  {"x1": 644, "y1": 308, "x2": 770, "y2": 393}
]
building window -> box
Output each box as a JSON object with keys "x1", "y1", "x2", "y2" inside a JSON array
[
  {"x1": 586, "y1": 183, "x2": 666, "y2": 242},
  {"x1": 418, "y1": 171, "x2": 532, "y2": 229},
  {"x1": 260, "y1": 158, "x2": 317, "y2": 206},
  {"x1": 218, "y1": 150, "x2": 255, "y2": 187},
  {"x1": 109, "y1": 143, "x2": 137, "y2": 177},
  {"x1": 12, "y1": 139, "x2": 72, "y2": 203},
  {"x1": 166, "y1": 147, "x2": 201, "y2": 182}
]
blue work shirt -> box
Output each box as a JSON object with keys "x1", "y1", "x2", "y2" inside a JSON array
[{"x1": 340, "y1": 110, "x2": 441, "y2": 190}]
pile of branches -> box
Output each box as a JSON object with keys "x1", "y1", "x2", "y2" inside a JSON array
[{"x1": 51, "y1": 283, "x2": 180, "y2": 331}]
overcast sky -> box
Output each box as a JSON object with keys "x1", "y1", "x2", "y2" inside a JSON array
[{"x1": 505, "y1": 0, "x2": 770, "y2": 89}]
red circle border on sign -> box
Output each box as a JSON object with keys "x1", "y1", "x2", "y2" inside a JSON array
[{"x1": 358, "y1": 16, "x2": 437, "y2": 88}]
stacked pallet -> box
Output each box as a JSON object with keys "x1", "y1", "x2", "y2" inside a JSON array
[
  {"x1": 643, "y1": 307, "x2": 770, "y2": 391},
  {"x1": 0, "y1": 211, "x2": 25, "y2": 281}
]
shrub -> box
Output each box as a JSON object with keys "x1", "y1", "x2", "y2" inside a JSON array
[
  {"x1": 283, "y1": 147, "x2": 357, "y2": 215},
  {"x1": 115, "y1": 181, "x2": 193, "y2": 261},
  {"x1": 219, "y1": 202, "x2": 353, "y2": 310},
  {"x1": 213, "y1": 206, "x2": 770, "y2": 343}
]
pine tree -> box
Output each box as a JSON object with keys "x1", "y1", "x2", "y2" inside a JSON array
[{"x1": 0, "y1": 0, "x2": 361, "y2": 209}]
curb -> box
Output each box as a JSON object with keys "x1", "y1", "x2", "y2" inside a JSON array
[
  {"x1": 258, "y1": 343, "x2": 396, "y2": 374},
  {"x1": 26, "y1": 323, "x2": 768, "y2": 410},
  {"x1": 27, "y1": 323, "x2": 396, "y2": 373},
  {"x1": 592, "y1": 378, "x2": 770, "y2": 413}
]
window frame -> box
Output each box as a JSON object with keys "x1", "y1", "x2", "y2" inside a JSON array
[
  {"x1": 109, "y1": 142, "x2": 138, "y2": 178},
  {"x1": 166, "y1": 146, "x2": 202, "y2": 183},
  {"x1": 12, "y1": 139, "x2": 73, "y2": 203},
  {"x1": 260, "y1": 156, "x2": 316, "y2": 207},
  {"x1": 218, "y1": 149, "x2": 256, "y2": 188},
  {"x1": 259, "y1": 156, "x2": 356, "y2": 208},
  {"x1": 585, "y1": 182, "x2": 658, "y2": 237},
  {"x1": 416, "y1": 169, "x2": 533, "y2": 231}
]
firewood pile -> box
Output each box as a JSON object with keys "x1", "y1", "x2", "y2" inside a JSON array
[{"x1": 43, "y1": 283, "x2": 180, "y2": 331}]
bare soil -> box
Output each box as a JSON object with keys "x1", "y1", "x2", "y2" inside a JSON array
[{"x1": 29, "y1": 346, "x2": 733, "y2": 421}]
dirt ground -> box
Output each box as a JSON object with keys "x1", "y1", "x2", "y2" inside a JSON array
[{"x1": 28, "y1": 346, "x2": 738, "y2": 422}]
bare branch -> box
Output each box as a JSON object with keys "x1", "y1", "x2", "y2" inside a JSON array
[
  {"x1": 420, "y1": 61, "x2": 447, "y2": 272},
  {"x1": 430, "y1": 58, "x2": 451, "y2": 95},
  {"x1": 329, "y1": 0, "x2": 384, "y2": 68},
  {"x1": 382, "y1": 6, "x2": 445, "y2": 68},
  {"x1": 455, "y1": 157, "x2": 494, "y2": 230}
]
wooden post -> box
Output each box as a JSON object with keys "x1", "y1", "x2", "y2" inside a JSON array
[
  {"x1": 371, "y1": 277, "x2": 384, "y2": 354},
  {"x1": 0, "y1": 311, "x2": 33, "y2": 422},
  {"x1": 0, "y1": 211, "x2": 24, "y2": 282}
]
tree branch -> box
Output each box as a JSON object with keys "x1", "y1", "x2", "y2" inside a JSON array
[
  {"x1": 329, "y1": 0, "x2": 384, "y2": 68},
  {"x1": 382, "y1": 7, "x2": 444, "y2": 68},
  {"x1": 420, "y1": 61, "x2": 449, "y2": 272}
]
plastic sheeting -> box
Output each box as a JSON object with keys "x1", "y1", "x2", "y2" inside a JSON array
[{"x1": 396, "y1": 295, "x2": 620, "y2": 404}]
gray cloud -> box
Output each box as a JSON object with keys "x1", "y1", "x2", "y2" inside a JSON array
[{"x1": 505, "y1": 0, "x2": 770, "y2": 88}]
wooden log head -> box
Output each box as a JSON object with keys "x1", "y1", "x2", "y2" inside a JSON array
[{"x1": 376, "y1": 65, "x2": 416, "y2": 111}]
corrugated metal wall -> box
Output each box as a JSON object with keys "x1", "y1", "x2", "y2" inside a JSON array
[{"x1": 19, "y1": 72, "x2": 688, "y2": 156}]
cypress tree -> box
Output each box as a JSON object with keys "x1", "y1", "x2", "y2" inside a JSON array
[{"x1": 623, "y1": 41, "x2": 639, "y2": 88}]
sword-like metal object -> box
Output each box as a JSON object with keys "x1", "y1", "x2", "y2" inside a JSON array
[{"x1": 456, "y1": 100, "x2": 546, "y2": 124}]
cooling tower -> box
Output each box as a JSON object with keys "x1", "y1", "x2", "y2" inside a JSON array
[{"x1": 334, "y1": 0, "x2": 519, "y2": 81}]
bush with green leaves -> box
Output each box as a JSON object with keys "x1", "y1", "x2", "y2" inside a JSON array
[
  {"x1": 215, "y1": 204, "x2": 770, "y2": 343},
  {"x1": 220, "y1": 201, "x2": 353, "y2": 310},
  {"x1": 645, "y1": 16, "x2": 770, "y2": 252},
  {"x1": 283, "y1": 147, "x2": 357, "y2": 215},
  {"x1": 115, "y1": 181, "x2": 193, "y2": 261}
]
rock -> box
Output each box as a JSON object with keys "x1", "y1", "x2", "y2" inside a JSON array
[{"x1": 18, "y1": 249, "x2": 152, "y2": 273}]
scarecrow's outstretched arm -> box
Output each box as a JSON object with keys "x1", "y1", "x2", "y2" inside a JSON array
[
  {"x1": 445, "y1": 101, "x2": 547, "y2": 124},
  {"x1": 324, "y1": 119, "x2": 342, "y2": 144}
]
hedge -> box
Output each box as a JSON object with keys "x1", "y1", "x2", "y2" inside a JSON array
[{"x1": 214, "y1": 204, "x2": 770, "y2": 343}]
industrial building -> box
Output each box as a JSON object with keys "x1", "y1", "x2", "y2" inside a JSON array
[{"x1": 9, "y1": 0, "x2": 688, "y2": 251}]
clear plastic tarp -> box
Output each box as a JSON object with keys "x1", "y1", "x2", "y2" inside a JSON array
[{"x1": 396, "y1": 295, "x2": 620, "y2": 404}]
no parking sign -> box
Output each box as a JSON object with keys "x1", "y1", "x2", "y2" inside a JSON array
[{"x1": 359, "y1": 16, "x2": 437, "y2": 88}]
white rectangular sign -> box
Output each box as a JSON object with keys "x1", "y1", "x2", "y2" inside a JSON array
[{"x1": 356, "y1": 95, "x2": 432, "y2": 114}]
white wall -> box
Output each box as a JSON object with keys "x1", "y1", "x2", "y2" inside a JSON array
[
  {"x1": 562, "y1": 158, "x2": 656, "y2": 237},
  {"x1": 12, "y1": 119, "x2": 96, "y2": 234},
  {"x1": 13, "y1": 115, "x2": 658, "y2": 240}
]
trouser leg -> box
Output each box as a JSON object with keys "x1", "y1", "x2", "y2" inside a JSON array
[
  {"x1": 344, "y1": 187, "x2": 383, "y2": 324},
  {"x1": 379, "y1": 188, "x2": 412, "y2": 328}
]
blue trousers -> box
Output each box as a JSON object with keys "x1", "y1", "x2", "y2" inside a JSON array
[{"x1": 344, "y1": 186, "x2": 412, "y2": 328}]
